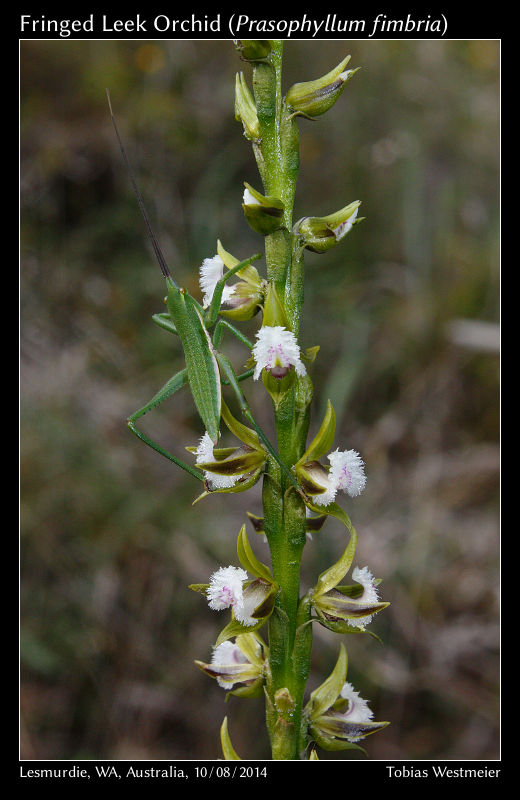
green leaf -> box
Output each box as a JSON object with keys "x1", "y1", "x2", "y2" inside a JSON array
[
  {"x1": 237, "y1": 524, "x2": 273, "y2": 582},
  {"x1": 297, "y1": 399, "x2": 336, "y2": 466},
  {"x1": 307, "y1": 643, "x2": 348, "y2": 721}
]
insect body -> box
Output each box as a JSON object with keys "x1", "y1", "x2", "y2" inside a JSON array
[{"x1": 107, "y1": 91, "x2": 301, "y2": 492}]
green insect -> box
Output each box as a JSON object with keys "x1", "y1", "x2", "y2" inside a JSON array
[{"x1": 106, "y1": 91, "x2": 300, "y2": 492}]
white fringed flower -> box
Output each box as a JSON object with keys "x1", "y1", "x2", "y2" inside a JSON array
[
  {"x1": 328, "y1": 449, "x2": 366, "y2": 497},
  {"x1": 313, "y1": 449, "x2": 366, "y2": 507},
  {"x1": 350, "y1": 566, "x2": 380, "y2": 629},
  {"x1": 195, "y1": 431, "x2": 238, "y2": 490},
  {"x1": 206, "y1": 566, "x2": 248, "y2": 612},
  {"x1": 210, "y1": 641, "x2": 250, "y2": 689},
  {"x1": 199, "y1": 254, "x2": 236, "y2": 309},
  {"x1": 206, "y1": 566, "x2": 258, "y2": 627},
  {"x1": 338, "y1": 682, "x2": 374, "y2": 742},
  {"x1": 252, "y1": 326, "x2": 307, "y2": 380}
]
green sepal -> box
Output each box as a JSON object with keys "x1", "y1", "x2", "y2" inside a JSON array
[
  {"x1": 225, "y1": 676, "x2": 265, "y2": 700},
  {"x1": 242, "y1": 182, "x2": 284, "y2": 235},
  {"x1": 314, "y1": 618, "x2": 384, "y2": 644},
  {"x1": 235, "y1": 72, "x2": 260, "y2": 141},
  {"x1": 302, "y1": 345, "x2": 320, "y2": 364},
  {"x1": 196, "y1": 445, "x2": 266, "y2": 476},
  {"x1": 303, "y1": 499, "x2": 357, "y2": 536},
  {"x1": 218, "y1": 282, "x2": 264, "y2": 321},
  {"x1": 192, "y1": 466, "x2": 264, "y2": 503},
  {"x1": 306, "y1": 642, "x2": 348, "y2": 721},
  {"x1": 316, "y1": 714, "x2": 390, "y2": 741},
  {"x1": 220, "y1": 717, "x2": 242, "y2": 760},
  {"x1": 262, "y1": 283, "x2": 289, "y2": 328},
  {"x1": 261, "y1": 364, "x2": 296, "y2": 408},
  {"x1": 235, "y1": 631, "x2": 268, "y2": 667},
  {"x1": 296, "y1": 399, "x2": 336, "y2": 467},
  {"x1": 166, "y1": 286, "x2": 221, "y2": 444},
  {"x1": 309, "y1": 725, "x2": 368, "y2": 755},
  {"x1": 215, "y1": 614, "x2": 268, "y2": 647},
  {"x1": 313, "y1": 522, "x2": 357, "y2": 598},
  {"x1": 221, "y1": 401, "x2": 261, "y2": 449},
  {"x1": 235, "y1": 40, "x2": 272, "y2": 61},
  {"x1": 188, "y1": 583, "x2": 209, "y2": 595},
  {"x1": 314, "y1": 590, "x2": 390, "y2": 620},
  {"x1": 217, "y1": 239, "x2": 263, "y2": 288},
  {"x1": 237, "y1": 524, "x2": 273, "y2": 582},
  {"x1": 308, "y1": 749, "x2": 320, "y2": 760},
  {"x1": 295, "y1": 461, "x2": 328, "y2": 496}
]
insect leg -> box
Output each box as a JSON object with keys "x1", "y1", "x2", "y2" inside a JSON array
[{"x1": 127, "y1": 368, "x2": 204, "y2": 481}]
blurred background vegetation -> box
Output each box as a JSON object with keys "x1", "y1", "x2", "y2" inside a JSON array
[{"x1": 20, "y1": 39, "x2": 499, "y2": 761}]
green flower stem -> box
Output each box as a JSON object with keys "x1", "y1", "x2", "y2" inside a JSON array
[{"x1": 254, "y1": 40, "x2": 312, "y2": 760}]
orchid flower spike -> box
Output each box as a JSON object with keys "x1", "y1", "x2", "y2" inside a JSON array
[{"x1": 252, "y1": 325, "x2": 307, "y2": 381}]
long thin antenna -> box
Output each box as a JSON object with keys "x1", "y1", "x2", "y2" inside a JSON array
[{"x1": 106, "y1": 89, "x2": 176, "y2": 285}]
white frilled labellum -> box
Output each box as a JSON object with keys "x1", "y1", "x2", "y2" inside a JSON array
[
  {"x1": 196, "y1": 432, "x2": 238, "y2": 490},
  {"x1": 252, "y1": 325, "x2": 307, "y2": 381},
  {"x1": 199, "y1": 254, "x2": 236, "y2": 309},
  {"x1": 206, "y1": 565, "x2": 258, "y2": 626},
  {"x1": 312, "y1": 448, "x2": 366, "y2": 506}
]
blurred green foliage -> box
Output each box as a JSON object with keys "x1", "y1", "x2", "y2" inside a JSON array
[{"x1": 21, "y1": 40, "x2": 499, "y2": 760}]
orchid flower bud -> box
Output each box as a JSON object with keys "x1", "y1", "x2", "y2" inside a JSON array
[
  {"x1": 234, "y1": 40, "x2": 272, "y2": 61},
  {"x1": 295, "y1": 201, "x2": 362, "y2": 254},
  {"x1": 286, "y1": 56, "x2": 359, "y2": 118},
  {"x1": 242, "y1": 182, "x2": 284, "y2": 235},
  {"x1": 235, "y1": 72, "x2": 261, "y2": 141}
]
